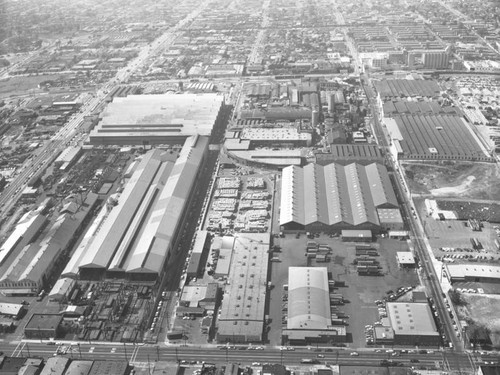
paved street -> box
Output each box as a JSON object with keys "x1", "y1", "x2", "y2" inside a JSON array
[{"x1": 1, "y1": 341, "x2": 479, "y2": 370}]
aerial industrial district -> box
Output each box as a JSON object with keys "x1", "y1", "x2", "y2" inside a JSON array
[{"x1": 1, "y1": 0, "x2": 500, "y2": 375}]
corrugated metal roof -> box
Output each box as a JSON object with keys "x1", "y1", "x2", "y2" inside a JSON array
[
  {"x1": 49, "y1": 278, "x2": 75, "y2": 299},
  {"x1": 108, "y1": 162, "x2": 174, "y2": 272},
  {"x1": 1, "y1": 193, "x2": 97, "y2": 287},
  {"x1": 279, "y1": 166, "x2": 302, "y2": 226},
  {"x1": 280, "y1": 162, "x2": 395, "y2": 228},
  {"x1": 365, "y1": 163, "x2": 398, "y2": 208},
  {"x1": 395, "y1": 114, "x2": 490, "y2": 160},
  {"x1": 61, "y1": 204, "x2": 108, "y2": 278},
  {"x1": 0, "y1": 212, "x2": 46, "y2": 267},
  {"x1": 287, "y1": 267, "x2": 330, "y2": 330},
  {"x1": 303, "y1": 164, "x2": 319, "y2": 224},
  {"x1": 79, "y1": 151, "x2": 163, "y2": 269},
  {"x1": 125, "y1": 136, "x2": 208, "y2": 274},
  {"x1": 323, "y1": 163, "x2": 344, "y2": 224}
]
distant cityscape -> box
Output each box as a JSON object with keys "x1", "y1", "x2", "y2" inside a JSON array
[{"x1": 0, "y1": 0, "x2": 500, "y2": 375}]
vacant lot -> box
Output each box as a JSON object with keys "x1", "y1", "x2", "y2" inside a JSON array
[
  {"x1": 403, "y1": 161, "x2": 500, "y2": 201},
  {"x1": 271, "y1": 234, "x2": 420, "y2": 348},
  {"x1": 457, "y1": 294, "x2": 500, "y2": 345}
]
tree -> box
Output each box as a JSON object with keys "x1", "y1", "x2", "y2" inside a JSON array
[
  {"x1": 468, "y1": 323, "x2": 491, "y2": 350},
  {"x1": 448, "y1": 289, "x2": 466, "y2": 306}
]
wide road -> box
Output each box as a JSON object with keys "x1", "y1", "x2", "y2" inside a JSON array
[{"x1": 3, "y1": 342, "x2": 482, "y2": 370}]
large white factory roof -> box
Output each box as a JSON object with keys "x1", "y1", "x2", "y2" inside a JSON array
[
  {"x1": 89, "y1": 93, "x2": 224, "y2": 144},
  {"x1": 287, "y1": 267, "x2": 331, "y2": 330}
]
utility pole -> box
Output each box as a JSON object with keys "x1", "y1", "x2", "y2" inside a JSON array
[
  {"x1": 156, "y1": 345, "x2": 160, "y2": 361},
  {"x1": 26, "y1": 343, "x2": 31, "y2": 358},
  {"x1": 123, "y1": 342, "x2": 128, "y2": 363}
]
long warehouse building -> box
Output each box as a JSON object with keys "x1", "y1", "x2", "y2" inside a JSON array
[
  {"x1": 282, "y1": 267, "x2": 346, "y2": 345},
  {"x1": 384, "y1": 113, "x2": 493, "y2": 162},
  {"x1": 279, "y1": 162, "x2": 399, "y2": 233},
  {"x1": 0, "y1": 193, "x2": 98, "y2": 295},
  {"x1": 74, "y1": 135, "x2": 209, "y2": 282}
]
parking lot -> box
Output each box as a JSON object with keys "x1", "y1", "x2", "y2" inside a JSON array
[
  {"x1": 417, "y1": 205, "x2": 500, "y2": 265},
  {"x1": 269, "y1": 234, "x2": 420, "y2": 348}
]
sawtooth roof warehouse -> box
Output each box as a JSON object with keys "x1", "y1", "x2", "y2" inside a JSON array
[{"x1": 279, "y1": 162, "x2": 402, "y2": 233}]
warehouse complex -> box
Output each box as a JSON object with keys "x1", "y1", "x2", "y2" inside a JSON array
[
  {"x1": 89, "y1": 93, "x2": 225, "y2": 145},
  {"x1": 375, "y1": 78, "x2": 493, "y2": 162},
  {"x1": 282, "y1": 267, "x2": 346, "y2": 344},
  {"x1": 66, "y1": 135, "x2": 209, "y2": 282},
  {"x1": 279, "y1": 163, "x2": 401, "y2": 233}
]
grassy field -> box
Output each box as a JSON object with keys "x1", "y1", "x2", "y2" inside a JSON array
[
  {"x1": 403, "y1": 161, "x2": 500, "y2": 201},
  {"x1": 458, "y1": 294, "x2": 500, "y2": 348}
]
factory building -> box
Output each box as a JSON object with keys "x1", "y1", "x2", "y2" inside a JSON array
[
  {"x1": 48, "y1": 278, "x2": 76, "y2": 302},
  {"x1": 383, "y1": 114, "x2": 493, "y2": 162},
  {"x1": 384, "y1": 302, "x2": 440, "y2": 346},
  {"x1": 89, "y1": 93, "x2": 224, "y2": 145},
  {"x1": 315, "y1": 145, "x2": 384, "y2": 166},
  {"x1": 279, "y1": 163, "x2": 400, "y2": 233},
  {"x1": 54, "y1": 146, "x2": 83, "y2": 172},
  {"x1": 374, "y1": 79, "x2": 442, "y2": 101},
  {"x1": 186, "y1": 230, "x2": 211, "y2": 278},
  {"x1": 282, "y1": 267, "x2": 346, "y2": 345},
  {"x1": 24, "y1": 314, "x2": 63, "y2": 339},
  {"x1": 239, "y1": 127, "x2": 312, "y2": 148},
  {"x1": 72, "y1": 135, "x2": 208, "y2": 282},
  {"x1": 216, "y1": 233, "x2": 269, "y2": 344},
  {"x1": 0, "y1": 211, "x2": 47, "y2": 271},
  {"x1": 0, "y1": 194, "x2": 98, "y2": 295},
  {"x1": 444, "y1": 264, "x2": 500, "y2": 284}
]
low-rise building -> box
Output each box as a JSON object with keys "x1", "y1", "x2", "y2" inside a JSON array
[
  {"x1": 385, "y1": 302, "x2": 440, "y2": 346},
  {"x1": 0, "y1": 303, "x2": 24, "y2": 319},
  {"x1": 39, "y1": 357, "x2": 70, "y2": 375},
  {"x1": 445, "y1": 264, "x2": 500, "y2": 284},
  {"x1": 396, "y1": 252, "x2": 416, "y2": 268},
  {"x1": 24, "y1": 314, "x2": 63, "y2": 339}
]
